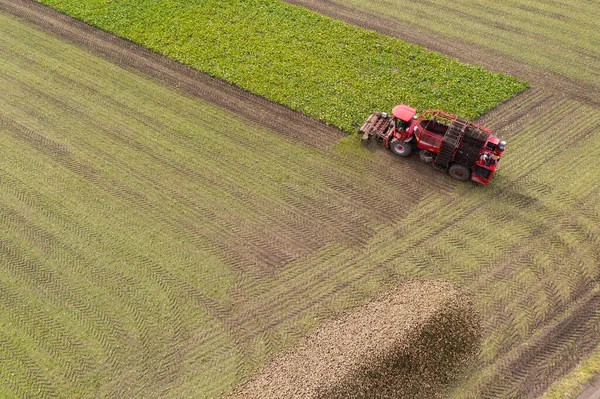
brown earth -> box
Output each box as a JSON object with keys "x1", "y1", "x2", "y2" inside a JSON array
[{"x1": 228, "y1": 281, "x2": 481, "y2": 399}]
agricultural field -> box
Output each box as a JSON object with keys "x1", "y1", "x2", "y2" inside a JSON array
[
  {"x1": 32, "y1": 0, "x2": 526, "y2": 132},
  {"x1": 1, "y1": 1, "x2": 600, "y2": 399},
  {"x1": 289, "y1": 0, "x2": 600, "y2": 396},
  {"x1": 0, "y1": 4, "x2": 491, "y2": 398},
  {"x1": 289, "y1": 0, "x2": 600, "y2": 97}
]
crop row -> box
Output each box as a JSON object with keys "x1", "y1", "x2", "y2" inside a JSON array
[{"x1": 36, "y1": 0, "x2": 527, "y2": 132}]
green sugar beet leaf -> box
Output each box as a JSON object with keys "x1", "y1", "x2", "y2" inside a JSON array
[{"x1": 37, "y1": 0, "x2": 527, "y2": 132}]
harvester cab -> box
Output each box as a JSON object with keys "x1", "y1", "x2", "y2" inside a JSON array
[
  {"x1": 391, "y1": 104, "x2": 416, "y2": 133},
  {"x1": 470, "y1": 136, "x2": 506, "y2": 184}
]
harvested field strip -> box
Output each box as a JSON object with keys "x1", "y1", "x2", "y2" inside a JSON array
[
  {"x1": 0, "y1": 11, "x2": 487, "y2": 398},
  {"x1": 324, "y1": 0, "x2": 600, "y2": 88},
  {"x1": 32, "y1": 0, "x2": 526, "y2": 132},
  {"x1": 237, "y1": 96, "x2": 600, "y2": 397},
  {"x1": 475, "y1": 87, "x2": 554, "y2": 135}
]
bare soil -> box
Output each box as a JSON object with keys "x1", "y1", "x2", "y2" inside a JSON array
[{"x1": 228, "y1": 281, "x2": 481, "y2": 399}]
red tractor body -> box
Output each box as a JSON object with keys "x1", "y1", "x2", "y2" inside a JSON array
[{"x1": 360, "y1": 104, "x2": 506, "y2": 184}]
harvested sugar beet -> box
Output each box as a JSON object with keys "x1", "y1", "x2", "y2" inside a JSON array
[{"x1": 228, "y1": 280, "x2": 481, "y2": 398}]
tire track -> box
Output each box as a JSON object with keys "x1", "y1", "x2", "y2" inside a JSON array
[
  {"x1": 0, "y1": 225, "x2": 139, "y2": 381},
  {"x1": 463, "y1": 184, "x2": 600, "y2": 397},
  {"x1": 0, "y1": 336, "x2": 60, "y2": 399},
  {"x1": 0, "y1": 244, "x2": 98, "y2": 394},
  {"x1": 480, "y1": 288, "x2": 600, "y2": 399}
]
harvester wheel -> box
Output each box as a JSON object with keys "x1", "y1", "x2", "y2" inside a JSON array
[
  {"x1": 390, "y1": 140, "x2": 412, "y2": 157},
  {"x1": 449, "y1": 164, "x2": 470, "y2": 181}
]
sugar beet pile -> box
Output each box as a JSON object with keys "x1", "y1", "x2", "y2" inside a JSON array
[{"x1": 228, "y1": 281, "x2": 481, "y2": 398}]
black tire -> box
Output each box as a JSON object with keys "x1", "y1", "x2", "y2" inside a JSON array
[
  {"x1": 420, "y1": 150, "x2": 434, "y2": 164},
  {"x1": 390, "y1": 140, "x2": 412, "y2": 157},
  {"x1": 449, "y1": 164, "x2": 471, "y2": 181}
]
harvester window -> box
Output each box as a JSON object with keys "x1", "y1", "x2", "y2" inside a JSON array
[
  {"x1": 473, "y1": 166, "x2": 491, "y2": 179},
  {"x1": 485, "y1": 142, "x2": 497, "y2": 151},
  {"x1": 395, "y1": 119, "x2": 408, "y2": 131}
]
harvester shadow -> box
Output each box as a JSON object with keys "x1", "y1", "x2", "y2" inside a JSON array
[{"x1": 360, "y1": 137, "x2": 464, "y2": 191}]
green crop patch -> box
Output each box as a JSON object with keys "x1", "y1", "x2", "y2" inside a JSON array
[
  {"x1": 329, "y1": 0, "x2": 600, "y2": 89},
  {"x1": 36, "y1": 0, "x2": 526, "y2": 132}
]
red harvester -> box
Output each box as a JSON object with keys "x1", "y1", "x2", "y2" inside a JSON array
[{"x1": 360, "y1": 105, "x2": 506, "y2": 184}]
